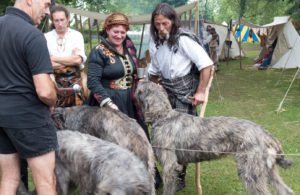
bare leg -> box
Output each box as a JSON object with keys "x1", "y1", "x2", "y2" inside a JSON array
[
  {"x1": 0, "y1": 153, "x2": 21, "y2": 195},
  {"x1": 27, "y1": 151, "x2": 57, "y2": 195}
]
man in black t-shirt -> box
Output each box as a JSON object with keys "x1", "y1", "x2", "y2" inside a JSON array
[{"x1": 0, "y1": 0, "x2": 58, "y2": 194}]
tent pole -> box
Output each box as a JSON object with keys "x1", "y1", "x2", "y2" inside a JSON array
[
  {"x1": 96, "y1": 20, "x2": 100, "y2": 43},
  {"x1": 138, "y1": 24, "x2": 145, "y2": 61},
  {"x1": 189, "y1": 10, "x2": 192, "y2": 30},
  {"x1": 88, "y1": 18, "x2": 92, "y2": 51},
  {"x1": 239, "y1": 17, "x2": 242, "y2": 69},
  {"x1": 226, "y1": 19, "x2": 232, "y2": 66},
  {"x1": 194, "y1": 0, "x2": 199, "y2": 35}
]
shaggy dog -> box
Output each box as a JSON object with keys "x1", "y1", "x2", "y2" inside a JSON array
[
  {"x1": 51, "y1": 106, "x2": 155, "y2": 193},
  {"x1": 135, "y1": 81, "x2": 293, "y2": 195},
  {"x1": 56, "y1": 130, "x2": 152, "y2": 195}
]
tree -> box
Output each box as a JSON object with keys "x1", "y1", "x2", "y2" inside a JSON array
[
  {"x1": 0, "y1": 0, "x2": 13, "y2": 15},
  {"x1": 161, "y1": 0, "x2": 188, "y2": 7},
  {"x1": 287, "y1": 0, "x2": 300, "y2": 30},
  {"x1": 210, "y1": 0, "x2": 292, "y2": 25}
]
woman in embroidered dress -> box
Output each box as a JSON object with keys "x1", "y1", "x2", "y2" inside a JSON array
[
  {"x1": 87, "y1": 12, "x2": 146, "y2": 130},
  {"x1": 87, "y1": 13, "x2": 163, "y2": 188}
]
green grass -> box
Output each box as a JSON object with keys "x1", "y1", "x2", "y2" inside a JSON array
[{"x1": 29, "y1": 46, "x2": 300, "y2": 194}]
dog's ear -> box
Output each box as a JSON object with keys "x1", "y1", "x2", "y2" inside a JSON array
[{"x1": 136, "y1": 81, "x2": 146, "y2": 97}]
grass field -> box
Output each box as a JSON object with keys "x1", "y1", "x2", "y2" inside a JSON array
[
  {"x1": 28, "y1": 44, "x2": 300, "y2": 194},
  {"x1": 156, "y1": 45, "x2": 300, "y2": 195}
]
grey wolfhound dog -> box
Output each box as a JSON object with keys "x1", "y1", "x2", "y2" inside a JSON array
[
  {"x1": 135, "y1": 81, "x2": 293, "y2": 195},
  {"x1": 51, "y1": 106, "x2": 155, "y2": 193},
  {"x1": 56, "y1": 130, "x2": 152, "y2": 195}
]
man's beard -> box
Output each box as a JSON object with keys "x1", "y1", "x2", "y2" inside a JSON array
[{"x1": 159, "y1": 33, "x2": 170, "y2": 41}]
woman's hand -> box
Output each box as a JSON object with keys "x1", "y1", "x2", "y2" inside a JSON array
[{"x1": 106, "y1": 101, "x2": 119, "y2": 110}]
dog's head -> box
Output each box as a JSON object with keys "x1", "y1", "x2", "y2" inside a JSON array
[
  {"x1": 135, "y1": 81, "x2": 172, "y2": 122},
  {"x1": 51, "y1": 107, "x2": 66, "y2": 130}
]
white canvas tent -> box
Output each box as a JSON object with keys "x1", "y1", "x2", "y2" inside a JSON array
[
  {"x1": 262, "y1": 16, "x2": 300, "y2": 69},
  {"x1": 204, "y1": 23, "x2": 245, "y2": 60}
]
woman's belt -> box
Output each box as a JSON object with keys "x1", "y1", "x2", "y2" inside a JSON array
[{"x1": 102, "y1": 76, "x2": 133, "y2": 90}]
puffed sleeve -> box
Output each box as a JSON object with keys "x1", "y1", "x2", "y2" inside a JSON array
[
  {"x1": 180, "y1": 36, "x2": 213, "y2": 71},
  {"x1": 87, "y1": 47, "x2": 111, "y2": 106}
]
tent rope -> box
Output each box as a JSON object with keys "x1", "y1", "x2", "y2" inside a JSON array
[
  {"x1": 276, "y1": 66, "x2": 300, "y2": 113},
  {"x1": 213, "y1": 73, "x2": 224, "y2": 101}
]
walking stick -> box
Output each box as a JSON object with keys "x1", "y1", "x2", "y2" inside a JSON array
[{"x1": 195, "y1": 66, "x2": 215, "y2": 195}]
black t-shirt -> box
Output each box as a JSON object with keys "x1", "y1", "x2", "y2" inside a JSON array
[{"x1": 0, "y1": 7, "x2": 53, "y2": 128}]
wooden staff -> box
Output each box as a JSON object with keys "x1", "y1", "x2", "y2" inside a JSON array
[{"x1": 195, "y1": 66, "x2": 215, "y2": 195}]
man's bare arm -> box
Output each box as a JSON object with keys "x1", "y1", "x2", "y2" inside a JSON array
[
  {"x1": 192, "y1": 65, "x2": 213, "y2": 106},
  {"x1": 51, "y1": 55, "x2": 83, "y2": 66},
  {"x1": 33, "y1": 73, "x2": 57, "y2": 108}
]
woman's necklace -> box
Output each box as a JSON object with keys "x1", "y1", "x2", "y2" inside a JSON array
[
  {"x1": 57, "y1": 37, "x2": 66, "y2": 53},
  {"x1": 115, "y1": 46, "x2": 124, "y2": 54}
]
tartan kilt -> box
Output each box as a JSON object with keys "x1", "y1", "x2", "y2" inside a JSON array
[{"x1": 161, "y1": 73, "x2": 198, "y2": 115}]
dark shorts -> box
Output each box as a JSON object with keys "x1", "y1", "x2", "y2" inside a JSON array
[{"x1": 0, "y1": 122, "x2": 58, "y2": 159}]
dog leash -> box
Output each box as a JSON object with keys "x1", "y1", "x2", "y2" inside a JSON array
[{"x1": 151, "y1": 146, "x2": 300, "y2": 157}]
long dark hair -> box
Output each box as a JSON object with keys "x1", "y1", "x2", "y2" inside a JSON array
[{"x1": 150, "y1": 3, "x2": 181, "y2": 49}]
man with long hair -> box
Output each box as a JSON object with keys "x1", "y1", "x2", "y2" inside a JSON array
[{"x1": 148, "y1": 3, "x2": 213, "y2": 191}]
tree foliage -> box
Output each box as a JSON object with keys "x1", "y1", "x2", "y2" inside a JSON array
[
  {"x1": 54, "y1": 0, "x2": 187, "y2": 15},
  {"x1": 286, "y1": 0, "x2": 300, "y2": 24},
  {"x1": 161, "y1": 0, "x2": 188, "y2": 7},
  {"x1": 1, "y1": 0, "x2": 298, "y2": 30},
  {"x1": 0, "y1": 0, "x2": 13, "y2": 15},
  {"x1": 210, "y1": 0, "x2": 293, "y2": 25}
]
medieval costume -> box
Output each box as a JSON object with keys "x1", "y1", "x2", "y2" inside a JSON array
[
  {"x1": 87, "y1": 12, "x2": 146, "y2": 133},
  {"x1": 149, "y1": 29, "x2": 213, "y2": 115},
  {"x1": 87, "y1": 36, "x2": 142, "y2": 119},
  {"x1": 45, "y1": 28, "x2": 87, "y2": 107}
]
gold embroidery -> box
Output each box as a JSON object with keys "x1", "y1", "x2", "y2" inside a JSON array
[
  {"x1": 96, "y1": 43, "x2": 116, "y2": 64},
  {"x1": 108, "y1": 54, "x2": 133, "y2": 90}
]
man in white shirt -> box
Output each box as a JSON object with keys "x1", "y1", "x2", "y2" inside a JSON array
[
  {"x1": 45, "y1": 5, "x2": 87, "y2": 107},
  {"x1": 148, "y1": 3, "x2": 213, "y2": 191},
  {"x1": 149, "y1": 3, "x2": 213, "y2": 114}
]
